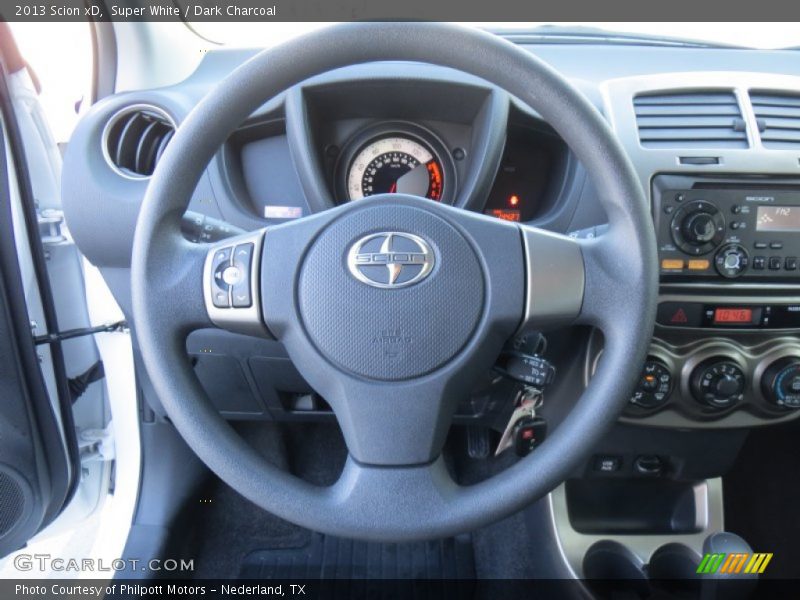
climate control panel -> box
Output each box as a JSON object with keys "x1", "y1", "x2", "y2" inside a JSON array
[
  {"x1": 655, "y1": 187, "x2": 800, "y2": 281},
  {"x1": 592, "y1": 337, "x2": 800, "y2": 425}
]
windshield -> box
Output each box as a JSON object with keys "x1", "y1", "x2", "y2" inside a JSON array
[{"x1": 190, "y1": 22, "x2": 800, "y2": 50}]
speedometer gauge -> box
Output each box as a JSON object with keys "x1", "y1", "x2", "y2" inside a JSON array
[{"x1": 345, "y1": 135, "x2": 446, "y2": 201}]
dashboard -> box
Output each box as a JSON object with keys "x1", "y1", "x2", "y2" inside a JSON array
[
  {"x1": 220, "y1": 75, "x2": 569, "y2": 229},
  {"x1": 61, "y1": 39, "x2": 800, "y2": 435}
]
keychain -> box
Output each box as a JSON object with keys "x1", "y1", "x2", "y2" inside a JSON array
[
  {"x1": 493, "y1": 333, "x2": 554, "y2": 457},
  {"x1": 495, "y1": 386, "x2": 547, "y2": 457}
]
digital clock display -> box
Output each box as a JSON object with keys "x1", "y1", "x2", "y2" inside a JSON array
[{"x1": 713, "y1": 308, "x2": 754, "y2": 324}]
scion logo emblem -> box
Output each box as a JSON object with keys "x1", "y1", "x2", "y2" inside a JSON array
[{"x1": 347, "y1": 232, "x2": 435, "y2": 289}]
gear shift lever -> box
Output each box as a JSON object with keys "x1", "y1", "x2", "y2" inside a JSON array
[{"x1": 700, "y1": 532, "x2": 758, "y2": 600}]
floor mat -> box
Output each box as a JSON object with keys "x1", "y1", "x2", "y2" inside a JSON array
[{"x1": 239, "y1": 533, "x2": 476, "y2": 580}]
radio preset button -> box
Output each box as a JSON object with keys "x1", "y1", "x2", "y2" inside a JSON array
[
  {"x1": 661, "y1": 258, "x2": 684, "y2": 270},
  {"x1": 754, "y1": 241, "x2": 768, "y2": 249},
  {"x1": 752, "y1": 256, "x2": 766, "y2": 270},
  {"x1": 785, "y1": 257, "x2": 798, "y2": 271},
  {"x1": 769, "y1": 257, "x2": 783, "y2": 270},
  {"x1": 770, "y1": 241, "x2": 784, "y2": 250},
  {"x1": 687, "y1": 259, "x2": 710, "y2": 270}
]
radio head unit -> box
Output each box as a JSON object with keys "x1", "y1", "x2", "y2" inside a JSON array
[{"x1": 655, "y1": 187, "x2": 800, "y2": 281}]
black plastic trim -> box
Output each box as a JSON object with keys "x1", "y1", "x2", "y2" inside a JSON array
[{"x1": 0, "y1": 53, "x2": 80, "y2": 516}]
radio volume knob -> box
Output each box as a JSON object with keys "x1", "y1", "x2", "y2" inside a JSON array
[{"x1": 714, "y1": 244, "x2": 749, "y2": 278}]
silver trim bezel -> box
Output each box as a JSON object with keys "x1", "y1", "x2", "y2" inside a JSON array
[
  {"x1": 549, "y1": 478, "x2": 724, "y2": 578},
  {"x1": 203, "y1": 229, "x2": 270, "y2": 337},
  {"x1": 100, "y1": 103, "x2": 178, "y2": 181}
]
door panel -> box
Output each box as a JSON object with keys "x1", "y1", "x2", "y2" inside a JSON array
[{"x1": 0, "y1": 125, "x2": 72, "y2": 556}]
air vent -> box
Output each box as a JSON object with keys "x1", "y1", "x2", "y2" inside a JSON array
[
  {"x1": 103, "y1": 105, "x2": 175, "y2": 177},
  {"x1": 633, "y1": 92, "x2": 748, "y2": 149},
  {"x1": 750, "y1": 91, "x2": 800, "y2": 150}
]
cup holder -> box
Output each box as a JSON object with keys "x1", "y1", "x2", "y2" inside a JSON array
[{"x1": 582, "y1": 540, "x2": 650, "y2": 598}]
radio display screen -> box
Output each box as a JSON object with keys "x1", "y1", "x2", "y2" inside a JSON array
[{"x1": 756, "y1": 206, "x2": 800, "y2": 231}]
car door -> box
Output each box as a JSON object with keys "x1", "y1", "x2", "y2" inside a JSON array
[{"x1": 0, "y1": 22, "x2": 90, "y2": 558}]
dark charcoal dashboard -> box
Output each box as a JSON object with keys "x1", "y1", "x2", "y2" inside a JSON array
[
  {"x1": 222, "y1": 75, "x2": 568, "y2": 226},
  {"x1": 61, "y1": 41, "x2": 800, "y2": 441}
]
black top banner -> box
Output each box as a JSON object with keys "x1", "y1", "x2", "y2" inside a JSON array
[{"x1": 1, "y1": 0, "x2": 799, "y2": 22}]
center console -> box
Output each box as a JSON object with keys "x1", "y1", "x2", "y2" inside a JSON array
[
  {"x1": 583, "y1": 175, "x2": 800, "y2": 429},
  {"x1": 559, "y1": 73, "x2": 800, "y2": 591}
]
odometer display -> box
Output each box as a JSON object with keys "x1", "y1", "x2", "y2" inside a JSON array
[{"x1": 346, "y1": 136, "x2": 444, "y2": 201}]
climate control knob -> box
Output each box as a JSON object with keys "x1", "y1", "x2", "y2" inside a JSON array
[
  {"x1": 690, "y1": 358, "x2": 746, "y2": 409},
  {"x1": 761, "y1": 357, "x2": 800, "y2": 409},
  {"x1": 630, "y1": 359, "x2": 673, "y2": 409}
]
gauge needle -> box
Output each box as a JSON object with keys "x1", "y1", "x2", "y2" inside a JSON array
[
  {"x1": 395, "y1": 163, "x2": 429, "y2": 196},
  {"x1": 389, "y1": 182, "x2": 397, "y2": 194}
]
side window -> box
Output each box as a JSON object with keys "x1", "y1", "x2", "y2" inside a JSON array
[{"x1": 9, "y1": 22, "x2": 93, "y2": 146}]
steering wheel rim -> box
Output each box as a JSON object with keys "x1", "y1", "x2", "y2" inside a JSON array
[{"x1": 131, "y1": 22, "x2": 657, "y2": 541}]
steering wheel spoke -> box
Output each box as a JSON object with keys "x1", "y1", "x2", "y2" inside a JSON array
[
  {"x1": 321, "y1": 379, "x2": 460, "y2": 467},
  {"x1": 202, "y1": 229, "x2": 273, "y2": 338},
  {"x1": 518, "y1": 225, "x2": 586, "y2": 331},
  {"x1": 325, "y1": 456, "x2": 459, "y2": 540},
  {"x1": 574, "y1": 225, "x2": 656, "y2": 333}
]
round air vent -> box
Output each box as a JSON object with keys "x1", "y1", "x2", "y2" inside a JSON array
[{"x1": 102, "y1": 104, "x2": 176, "y2": 178}]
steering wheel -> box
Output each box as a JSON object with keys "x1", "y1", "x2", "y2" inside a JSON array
[{"x1": 131, "y1": 22, "x2": 657, "y2": 541}]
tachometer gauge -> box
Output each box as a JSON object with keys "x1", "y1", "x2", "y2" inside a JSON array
[{"x1": 345, "y1": 135, "x2": 446, "y2": 201}]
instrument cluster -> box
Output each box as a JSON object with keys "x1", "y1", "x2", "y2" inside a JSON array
[
  {"x1": 336, "y1": 123, "x2": 454, "y2": 203},
  {"x1": 332, "y1": 121, "x2": 560, "y2": 223}
]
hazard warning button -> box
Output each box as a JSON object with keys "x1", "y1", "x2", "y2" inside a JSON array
[{"x1": 656, "y1": 302, "x2": 703, "y2": 327}]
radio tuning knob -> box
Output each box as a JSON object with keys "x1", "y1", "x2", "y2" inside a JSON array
[
  {"x1": 670, "y1": 201, "x2": 725, "y2": 255},
  {"x1": 683, "y1": 212, "x2": 717, "y2": 244}
]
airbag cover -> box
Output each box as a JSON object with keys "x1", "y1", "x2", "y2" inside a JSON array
[{"x1": 298, "y1": 203, "x2": 484, "y2": 381}]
